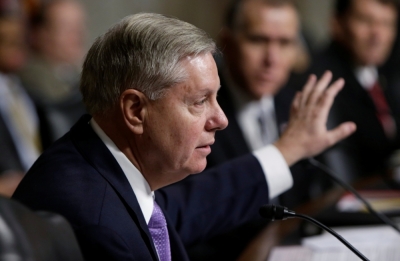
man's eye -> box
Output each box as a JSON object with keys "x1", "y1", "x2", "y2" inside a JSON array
[
  {"x1": 279, "y1": 39, "x2": 294, "y2": 47},
  {"x1": 195, "y1": 98, "x2": 207, "y2": 106},
  {"x1": 247, "y1": 36, "x2": 268, "y2": 44}
]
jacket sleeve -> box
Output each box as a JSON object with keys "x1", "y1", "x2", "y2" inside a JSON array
[{"x1": 156, "y1": 153, "x2": 269, "y2": 247}]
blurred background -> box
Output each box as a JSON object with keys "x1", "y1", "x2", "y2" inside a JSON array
[{"x1": 76, "y1": 0, "x2": 333, "y2": 54}]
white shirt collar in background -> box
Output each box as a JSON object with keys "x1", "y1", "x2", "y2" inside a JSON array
[
  {"x1": 222, "y1": 68, "x2": 279, "y2": 150},
  {"x1": 355, "y1": 66, "x2": 378, "y2": 90}
]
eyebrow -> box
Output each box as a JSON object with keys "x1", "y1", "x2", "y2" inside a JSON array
[{"x1": 199, "y1": 85, "x2": 221, "y2": 96}]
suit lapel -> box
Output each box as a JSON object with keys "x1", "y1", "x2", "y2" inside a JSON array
[
  {"x1": 70, "y1": 115, "x2": 159, "y2": 260},
  {"x1": 329, "y1": 41, "x2": 377, "y2": 110},
  {"x1": 0, "y1": 113, "x2": 24, "y2": 172}
]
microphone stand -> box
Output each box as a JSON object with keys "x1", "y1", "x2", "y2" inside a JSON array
[
  {"x1": 293, "y1": 213, "x2": 369, "y2": 261},
  {"x1": 260, "y1": 205, "x2": 370, "y2": 261},
  {"x1": 308, "y1": 157, "x2": 400, "y2": 234}
]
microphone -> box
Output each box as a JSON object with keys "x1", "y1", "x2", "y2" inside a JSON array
[
  {"x1": 259, "y1": 204, "x2": 295, "y2": 221},
  {"x1": 259, "y1": 204, "x2": 370, "y2": 261},
  {"x1": 308, "y1": 157, "x2": 400, "y2": 234}
]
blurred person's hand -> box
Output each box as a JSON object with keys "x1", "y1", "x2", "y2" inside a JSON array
[{"x1": 274, "y1": 71, "x2": 356, "y2": 166}]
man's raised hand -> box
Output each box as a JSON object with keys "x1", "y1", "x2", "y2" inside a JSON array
[{"x1": 274, "y1": 71, "x2": 356, "y2": 166}]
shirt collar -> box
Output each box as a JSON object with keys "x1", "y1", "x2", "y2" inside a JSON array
[
  {"x1": 221, "y1": 65, "x2": 274, "y2": 112},
  {"x1": 90, "y1": 118, "x2": 154, "y2": 224},
  {"x1": 221, "y1": 65, "x2": 277, "y2": 150},
  {"x1": 354, "y1": 66, "x2": 378, "y2": 90}
]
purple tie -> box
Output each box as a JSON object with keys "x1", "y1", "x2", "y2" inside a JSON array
[{"x1": 148, "y1": 201, "x2": 171, "y2": 261}]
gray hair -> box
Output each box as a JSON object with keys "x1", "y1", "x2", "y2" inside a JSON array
[{"x1": 80, "y1": 13, "x2": 217, "y2": 116}]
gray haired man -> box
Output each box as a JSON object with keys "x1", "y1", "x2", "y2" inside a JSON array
[{"x1": 13, "y1": 13, "x2": 355, "y2": 260}]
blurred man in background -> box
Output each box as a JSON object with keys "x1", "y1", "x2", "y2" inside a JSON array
[
  {"x1": 0, "y1": 11, "x2": 48, "y2": 196},
  {"x1": 187, "y1": 0, "x2": 317, "y2": 260},
  {"x1": 19, "y1": 0, "x2": 86, "y2": 140},
  {"x1": 309, "y1": 0, "x2": 399, "y2": 180},
  {"x1": 214, "y1": 0, "x2": 318, "y2": 208}
]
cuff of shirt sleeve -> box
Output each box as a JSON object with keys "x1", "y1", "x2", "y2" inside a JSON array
[{"x1": 253, "y1": 145, "x2": 293, "y2": 199}]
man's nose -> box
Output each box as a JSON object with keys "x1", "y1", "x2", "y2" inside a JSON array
[
  {"x1": 263, "y1": 42, "x2": 280, "y2": 65},
  {"x1": 207, "y1": 102, "x2": 228, "y2": 131}
]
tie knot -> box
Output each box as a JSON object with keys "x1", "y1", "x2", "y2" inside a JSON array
[{"x1": 148, "y1": 202, "x2": 167, "y2": 229}]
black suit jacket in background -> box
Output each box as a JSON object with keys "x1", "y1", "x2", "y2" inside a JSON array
[
  {"x1": 0, "y1": 104, "x2": 53, "y2": 175},
  {"x1": 0, "y1": 114, "x2": 24, "y2": 173},
  {"x1": 308, "y1": 41, "x2": 400, "y2": 179},
  {"x1": 12, "y1": 115, "x2": 271, "y2": 261}
]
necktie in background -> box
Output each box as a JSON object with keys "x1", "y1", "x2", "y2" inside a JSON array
[
  {"x1": 148, "y1": 201, "x2": 171, "y2": 261},
  {"x1": 368, "y1": 81, "x2": 396, "y2": 139},
  {"x1": 256, "y1": 99, "x2": 279, "y2": 147},
  {"x1": 257, "y1": 106, "x2": 269, "y2": 146}
]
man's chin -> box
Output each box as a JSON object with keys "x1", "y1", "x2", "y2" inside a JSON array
[
  {"x1": 250, "y1": 83, "x2": 281, "y2": 99},
  {"x1": 187, "y1": 160, "x2": 207, "y2": 175}
]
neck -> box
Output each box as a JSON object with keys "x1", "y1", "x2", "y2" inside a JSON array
[{"x1": 93, "y1": 114, "x2": 148, "y2": 182}]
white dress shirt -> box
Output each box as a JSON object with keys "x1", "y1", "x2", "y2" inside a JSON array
[{"x1": 91, "y1": 119, "x2": 155, "y2": 224}]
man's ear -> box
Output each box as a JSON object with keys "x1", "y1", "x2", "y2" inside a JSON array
[{"x1": 120, "y1": 89, "x2": 148, "y2": 134}]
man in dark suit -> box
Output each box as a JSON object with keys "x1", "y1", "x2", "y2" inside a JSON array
[
  {"x1": 0, "y1": 12, "x2": 51, "y2": 196},
  {"x1": 211, "y1": 0, "x2": 315, "y2": 207},
  {"x1": 19, "y1": 0, "x2": 87, "y2": 141},
  {"x1": 309, "y1": 0, "x2": 399, "y2": 180},
  {"x1": 12, "y1": 13, "x2": 355, "y2": 261}
]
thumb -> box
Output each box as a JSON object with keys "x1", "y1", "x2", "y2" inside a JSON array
[{"x1": 327, "y1": 121, "x2": 357, "y2": 147}]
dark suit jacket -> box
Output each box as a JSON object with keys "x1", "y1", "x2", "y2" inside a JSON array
[
  {"x1": 0, "y1": 114, "x2": 23, "y2": 173},
  {"x1": 12, "y1": 115, "x2": 270, "y2": 261},
  {"x1": 308, "y1": 41, "x2": 400, "y2": 178}
]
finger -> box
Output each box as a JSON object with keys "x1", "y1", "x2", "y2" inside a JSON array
[
  {"x1": 291, "y1": 91, "x2": 302, "y2": 114},
  {"x1": 326, "y1": 121, "x2": 356, "y2": 147},
  {"x1": 299, "y1": 74, "x2": 317, "y2": 108},
  {"x1": 316, "y1": 77, "x2": 345, "y2": 122},
  {"x1": 305, "y1": 71, "x2": 333, "y2": 108}
]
